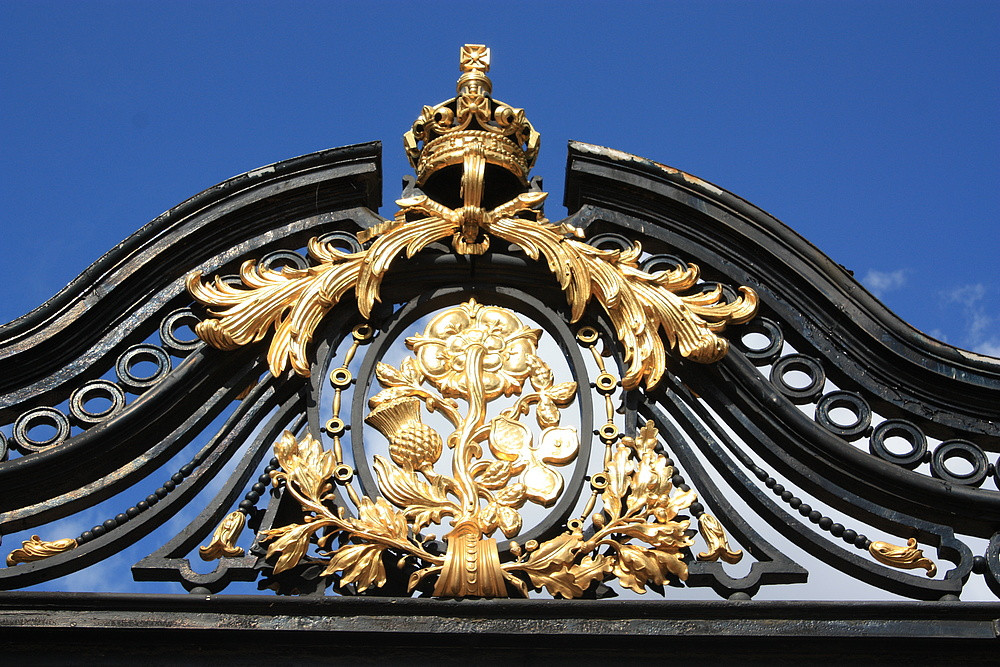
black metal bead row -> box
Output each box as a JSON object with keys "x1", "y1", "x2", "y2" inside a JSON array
[
  {"x1": 238, "y1": 457, "x2": 280, "y2": 513},
  {"x1": 75, "y1": 453, "x2": 206, "y2": 545},
  {"x1": 748, "y1": 462, "x2": 871, "y2": 550}
]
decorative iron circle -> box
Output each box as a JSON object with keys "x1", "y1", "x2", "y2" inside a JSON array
[
  {"x1": 995, "y1": 455, "x2": 1000, "y2": 490},
  {"x1": 316, "y1": 230, "x2": 363, "y2": 254},
  {"x1": 931, "y1": 440, "x2": 989, "y2": 487},
  {"x1": 329, "y1": 368, "x2": 353, "y2": 389},
  {"x1": 351, "y1": 323, "x2": 374, "y2": 342},
  {"x1": 13, "y1": 407, "x2": 71, "y2": 453},
  {"x1": 869, "y1": 419, "x2": 927, "y2": 469},
  {"x1": 640, "y1": 254, "x2": 686, "y2": 274},
  {"x1": 259, "y1": 250, "x2": 308, "y2": 273},
  {"x1": 585, "y1": 233, "x2": 632, "y2": 253},
  {"x1": 737, "y1": 316, "x2": 784, "y2": 366},
  {"x1": 159, "y1": 308, "x2": 203, "y2": 355},
  {"x1": 595, "y1": 372, "x2": 617, "y2": 393},
  {"x1": 576, "y1": 326, "x2": 599, "y2": 345},
  {"x1": 769, "y1": 354, "x2": 826, "y2": 404},
  {"x1": 116, "y1": 344, "x2": 172, "y2": 393},
  {"x1": 599, "y1": 422, "x2": 620, "y2": 441},
  {"x1": 324, "y1": 417, "x2": 347, "y2": 437},
  {"x1": 69, "y1": 380, "x2": 127, "y2": 426},
  {"x1": 0, "y1": 431, "x2": 7, "y2": 462},
  {"x1": 814, "y1": 391, "x2": 872, "y2": 440},
  {"x1": 590, "y1": 472, "x2": 609, "y2": 490}
]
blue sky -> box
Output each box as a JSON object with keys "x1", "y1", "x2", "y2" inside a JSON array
[
  {"x1": 3, "y1": 1, "x2": 998, "y2": 355},
  {"x1": 2, "y1": 1, "x2": 998, "y2": 597}
]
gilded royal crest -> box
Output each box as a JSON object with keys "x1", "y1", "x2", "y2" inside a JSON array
[
  {"x1": 258, "y1": 299, "x2": 729, "y2": 597},
  {"x1": 187, "y1": 45, "x2": 757, "y2": 597}
]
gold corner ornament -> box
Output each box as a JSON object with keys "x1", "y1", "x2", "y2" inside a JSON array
[
  {"x1": 869, "y1": 537, "x2": 937, "y2": 577},
  {"x1": 259, "y1": 302, "x2": 735, "y2": 597},
  {"x1": 6, "y1": 535, "x2": 78, "y2": 566},
  {"x1": 199, "y1": 510, "x2": 247, "y2": 560},
  {"x1": 186, "y1": 44, "x2": 758, "y2": 391}
]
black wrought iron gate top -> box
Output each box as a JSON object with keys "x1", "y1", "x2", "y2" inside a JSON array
[{"x1": 1, "y1": 46, "x2": 998, "y2": 652}]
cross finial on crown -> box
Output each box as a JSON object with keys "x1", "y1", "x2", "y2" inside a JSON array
[{"x1": 460, "y1": 44, "x2": 490, "y2": 73}]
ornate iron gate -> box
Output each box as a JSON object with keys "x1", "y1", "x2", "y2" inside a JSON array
[{"x1": 1, "y1": 45, "x2": 997, "y2": 657}]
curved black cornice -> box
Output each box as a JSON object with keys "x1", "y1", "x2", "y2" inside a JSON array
[
  {"x1": 564, "y1": 141, "x2": 1000, "y2": 437},
  {"x1": 0, "y1": 142, "x2": 381, "y2": 419},
  {"x1": 1, "y1": 140, "x2": 996, "y2": 600}
]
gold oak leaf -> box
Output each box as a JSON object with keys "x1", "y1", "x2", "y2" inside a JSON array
[
  {"x1": 321, "y1": 543, "x2": 388, "y2": 592},
  {"x1": 612, "y1": 544, "x2": 667, "y2": 593},
  {"x1": 603, "y1": 446, "x2": 634, "y2": 520},
  {"x1": 525, "y1": 564, "x2": 581, "y2": 599},
  {"x1": 567, "y1": 554, "x2": 613, "y2": 592},
  {"x1": 262, "y1": 522, "x2": 318, "y2": 575},
  {"x1": 521, "y1": 532, "x2": 582, "y2": 572}
]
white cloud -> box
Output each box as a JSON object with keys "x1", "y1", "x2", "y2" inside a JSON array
[
  {"x1": 939, "y1": 283, "x2": 1000, "y2": 357},
  {"x1": 978, "y1": 340, "x2": 1000, "y2": 357},
  {"x1": 861, "y1": 269, "x2": 908, "y2": 299}
]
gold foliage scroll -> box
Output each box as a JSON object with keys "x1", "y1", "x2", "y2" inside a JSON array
[
  {"x1": 187, "y1": 190, "x2": 757, "y2": 390},
  {"x1": 6, "y1": 535, "x2": 77, "y2": 566},
  {"x1": 869, "y1": 538, "x2": 937, "y2": 577},
  {"x1": 260, "y1": 420, "x2": 712, "y2": 598}
]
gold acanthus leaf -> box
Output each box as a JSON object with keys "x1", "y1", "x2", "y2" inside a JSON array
[
  {"x1": 869, "y1": 537, "x2": 937, "y2": 577},
  {"x1": 6, "y1": 535, "x2": 78, "y2": 566},
  {"x1": 199, "y1": 510, "x2": 247, "y2": 560},
  {"x1": 696, "y1": 512, "x2": 744, "y2": 564},
  {"x1": 188, "y1": 191, "x2": 757, "y2": 389}
]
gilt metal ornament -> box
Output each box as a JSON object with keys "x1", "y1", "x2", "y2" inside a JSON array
[
  {"x1": 188, "y1": 45, "x2": 758, "y2": 598},
  {"x1": 186, "y1": 44, "x2": 758, "y2": 391},
  {"x1": 259, "y1": 301, "x2": 731, "y2": 597}
]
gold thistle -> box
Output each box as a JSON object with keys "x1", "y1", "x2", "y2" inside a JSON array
[
  {"x1": 6, "y1": 535, "x2": 77, "y2": 566},
  {"x1": 187, "y1": 45, "x2": 757, "y2": 391},
  {"x1": 365, "y1": 397, "x2": 443, "y2": 473},
  {"x1": 259, "y1": 302, "x2": 734, "y2": 598}
]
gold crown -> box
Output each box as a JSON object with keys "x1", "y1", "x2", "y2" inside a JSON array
[{"x1": 404, "y1": 45, "x2": 539, "y2": 187}]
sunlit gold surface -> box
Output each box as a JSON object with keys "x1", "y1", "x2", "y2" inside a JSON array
[
  {"x1": 195, "y1": 46, "x2": 755, "y2": 597},
  {"x1": 188, "y1": 45, "x2": 757, "y2": 388},
  {"x1": 261, "y1": 302, "x2": 581, "y2": 596},
  {"x1": 6, "y1": 535, "x2": 77, "y2": 566},
  {"x1": 262, "y1": 331, "x2": 719, "y2": 598},
  {"x1": 199, "y1": 510, "x2": 247, "y2": 560},
  {"x1": 187, "y1": 192, "x2": 755, "y2": 388},
  {"x1": 696, "y1": 513, "x2": 744, "y2": 564},
  {"x1": 869, "y1": 538, "x2": 937, "y2": 577}
]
